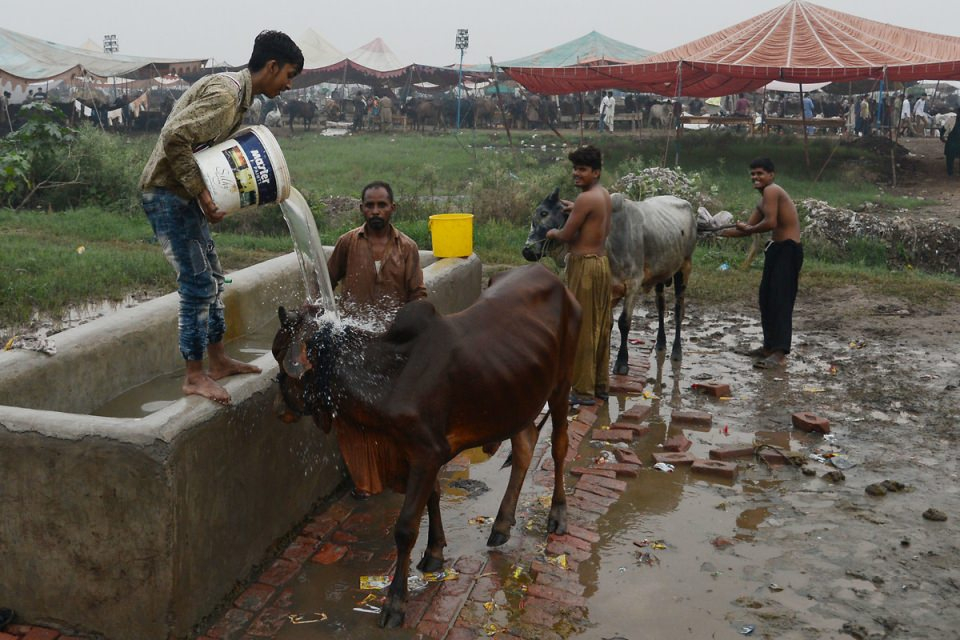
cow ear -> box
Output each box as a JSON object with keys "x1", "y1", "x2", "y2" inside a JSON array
[
  {"x1": 548, "y1": 187, "x2": 560, "y2": 203},
  {"x1": 282, "y1": 338, "x2": 312, "y2": 379}
]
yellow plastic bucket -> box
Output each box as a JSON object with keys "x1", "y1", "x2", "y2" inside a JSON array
[{"x1": 429, "y1": 213, "x2": 474, "y2": 258}]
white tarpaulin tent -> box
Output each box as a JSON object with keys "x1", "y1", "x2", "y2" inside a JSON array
[
  {"x1": 345, "y1": 38, "x2": 404, "y2": 72},
  {"x1": 0, "y1": 26, "x2": 207, "y2": 88},
  {"x1": 299, "y1": 28, "x2": 345, "y2": 70}
]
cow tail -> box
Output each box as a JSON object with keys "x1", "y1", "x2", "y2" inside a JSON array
[{"x1": 499, "y1": 411, "x2": 551, "y2": 469}]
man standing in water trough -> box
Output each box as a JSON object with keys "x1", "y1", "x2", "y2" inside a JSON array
[
  {"x1": 720, "y1": 158, "x2": 803, "y2": 369},
  {"x1": 326, "y1": 181, "x2": 427, "y2": 498},
  {"x1": 546, "y1": 145, "x2": 612, "y2": 406},
  {"x1": 139, "y1": 30, "x2": 303, "y2": 404}
]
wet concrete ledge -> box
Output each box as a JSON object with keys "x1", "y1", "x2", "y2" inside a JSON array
[{"x1": 0, "y1": 251, "x2": 482, "y2": 640}]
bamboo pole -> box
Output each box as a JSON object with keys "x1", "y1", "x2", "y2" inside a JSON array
[{"x1": 489, "y1": 57, "x2": 514, "y2": 149}]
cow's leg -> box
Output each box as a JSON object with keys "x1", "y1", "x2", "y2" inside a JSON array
[
  {"x1": 655, "y1": 282, "x2": 667, "y2": 353},
  {"x1": 546, "y1": 388, "x2": 569, "y2": 535},
  {"x1": 380, "y1": 464, "x2": 438, "y2": 629},
  {"x1": 614, "y1": 290, "x2": 634, "y2": 375},
  {"x1": 416, "y1": 480, "x2": 446, "y2": 572},
  {"x1": 670, "y1": 268, "x2": 688, "y2": 361},
  {"x1": 487, "y1": 423, "x2": 538, "y2": 546}
]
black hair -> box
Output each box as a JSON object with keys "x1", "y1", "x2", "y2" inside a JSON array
[
  {"x1": 749, "y1": 157, "x2": 775, "y2": 172},
  {"x1": 568, "y1": 145, "x2": 602, "y2": 171},
  {"x1": 361, "y1": 180, "x2": 394, "y2": 203},
  {"x1": 248, "y1": 30, "x2": 304, "y2": 74}
]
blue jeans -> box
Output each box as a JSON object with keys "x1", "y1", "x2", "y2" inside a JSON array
[{"x1": 142, "y1": 189, "x2": 226, "y2": 361}]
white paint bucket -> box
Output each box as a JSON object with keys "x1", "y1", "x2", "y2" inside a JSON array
[{"x1": 193, "y1": 125, "x2": 291, "y2": 214}]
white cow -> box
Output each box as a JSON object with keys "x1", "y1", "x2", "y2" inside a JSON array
[{"x1": 523, "y1": 190, "x2": 698, "y2": 372}]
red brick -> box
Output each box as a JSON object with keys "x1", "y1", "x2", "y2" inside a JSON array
[
  {"x1": 709, "y1": 444, "x2": 756, "y2": 460},
  {"x1": 610, "y1": 421, "x2": 651, "y2": 436},
  {"x1": 402, "y1": 591, "x2": 433, "y2": 628},
  {"x1": 691, "y1": 382, "x2": 731, "y2": 397},
  {"x1": 531, "y1": 559, "x2": 571, "y2": 579},
  {"x1": 609, "y1": 375, "x2": 646, "y2": 395},
  {"x1": 245, "y1": 605, "x2": 290, "y2": 637},
  {"x1": 572, "y1": 488, "x2": 618, "y2": 507},
  {"x1": 258, "y1": 558, "x2": 300, "y2": 587},
  {"x1": 340, "y1": 511, "x2": 375, "y2": 532},
  {"x1": 205, "y1": 608, "x2": 253, "y2": 639},
  {"x1": 760, "y1": 449, "x2": 790, "y2": 466},
  {"x1": 619, "y1": 403, "x2": 653, "y2": 423},
  {"x1": 652, "y1": 451, "x2": 696, "y2": 466},
  {"x1": 310, "y1": 542, "x2": 348, "y2": 565},
  {"x1": 578, "y1": 473, "x2": 628, "y2": 493},
  {"x1": 526, "y1": 583, "x2": 587, "y2": 607},
  {"x1": 570, "y1": 466, "x2": 617, "y2": 479},
  {"x1": 416, "y1": 620, "x2": 450, "y2": 638},
  {"x1": 0, "y1": 634, "x2": 18, "y2": 640},
  {"x1": 535, "y1": 570, "x2": 587, "y2": 595},
  {"x1": 446, "y1": 627, "x2": 481, "y2": 640},
  {"x1": 596, "y1": 462, "x2": 642, "y2": 477},
  {"x1": 670, "y1": 409, "x2": 713, "y2": 427},
  {"x1": 23, "y1": 630, "x2": 60, "y2": 640},
  {"x1": 422, "y1": 593, "x2": 466, "y2": 623},
  {"x1": 548, "y1": 533, "x2": 593, "y2": 553},
  {"x1": 568, "y1": 493, "x2": 610, "y2": 515},
  {"x1": 274, "y1": 588, "x2": 294, "y2": 609},
  {"x1": 613, "y1": 448, "x2": 643, "y2": 465},
  {"x1": 575, "y1": 411, "x2": 598, "y2": 425},
  {"x1": 301, "y1": 514, "x2": 339, "y2": 539},
  {"x1": 663, "y1": 434, "x2": 692, "y2": 452},
  {"x1": 792, "y1": 411, "x2": 831, "y2": 434},
  {"x1": 453, "y1": 555, "x2": 485, "y2": 575},
  {"x1": 281, "y1": 536, "x2": 318, "y2": 564},
  {"x1": 568, "y1": 419, "x2": 592, "y2": 438},
  {"x1": 234, "y1": 582, "x2": 276, "y2": 612},
  {"x1": 691, "y1": 459, "x2": 738, "y2": 479},
  {"x1": 574, "y1": 479, "x2": 621, "y2": 500},
  {"x1": 591, "y1": 428, "x2": 634, "y2": 443},
  {"x1": 566, "y1": 522, "x2": 601, "y2": 544},
  {"x1": 331, "y1": 529, "x2": 359, "y2": 544},
  {"x1": 347, "y1": 548, "x2": 375, "y2": 563}
]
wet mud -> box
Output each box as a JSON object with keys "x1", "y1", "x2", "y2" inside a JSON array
[{"x1": 260, "y1": 290, "x2": 959, "y2": 640}]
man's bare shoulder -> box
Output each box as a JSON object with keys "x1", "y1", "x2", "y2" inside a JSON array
[{"x1": 576, "y1": 185, "x2": 610, "y2": 207}]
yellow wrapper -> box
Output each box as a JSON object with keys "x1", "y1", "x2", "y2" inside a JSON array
[{"x1": 360, "y1": 575, "x2": 392, "y2": 589}]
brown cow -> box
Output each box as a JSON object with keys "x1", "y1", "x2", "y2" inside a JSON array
[{"x1": 273, "y1": 263, "x2": 579, "y2": 628}]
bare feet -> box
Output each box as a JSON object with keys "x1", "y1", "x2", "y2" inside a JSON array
[
  {"x1": 207, "y1": 341, "x2": 262, "y2": 380},
  {"x1": 208, "y1": 356, "x2": 261, "y2": 380},
  {"x1": 740, "y1": 345, "x2": 772, "y2": 358},
  {"x1": 183, "y1": 371, "x2": 231, "y2": 405}
]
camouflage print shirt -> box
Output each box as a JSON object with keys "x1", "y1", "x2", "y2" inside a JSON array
[{"x1": 138, "y1": 69, "x2": 253, "y2": 200}]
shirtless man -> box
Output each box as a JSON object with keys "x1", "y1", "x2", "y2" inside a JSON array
[
  {"x1": 546, "y1": 145, "x2": 613, "y2": 405},
  {"x1": 721, "y1": 157, "x2": 803, "y2": 368}
]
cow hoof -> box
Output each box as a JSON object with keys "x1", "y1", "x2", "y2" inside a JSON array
[
  {"x1": 486, "y1": 530, "x2": 511, "y2": 547},
  {"x1": 670, "y1": 350, "x2": 683, "y2": 362},
  {"x1": 548, "y1": 508, "x2": 568, "y2": 535},
  {"x1": 378, "y1": 603, "x2": 405, "y2": 629},
  {"x1": 416, "y1": 554, "x2": 444, "y2": 573}
]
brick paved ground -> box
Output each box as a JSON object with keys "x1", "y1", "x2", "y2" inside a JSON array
[{"x1": 3, "y1": 342, "x2": 655, "y2": 640}]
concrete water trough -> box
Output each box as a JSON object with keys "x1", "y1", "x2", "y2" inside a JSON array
[{"x1": 0, "y1": 251, "x2": 482, "y2": 640}]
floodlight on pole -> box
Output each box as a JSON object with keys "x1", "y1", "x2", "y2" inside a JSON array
[
  {"x1": 455, "y1": 29, "x2": 469, "y2": 131},
  {"x1": 103, "y1": 34, "x2": 119, "y2": 54}
]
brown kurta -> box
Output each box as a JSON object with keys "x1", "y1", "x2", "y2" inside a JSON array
[
  {"x1": 566, "y1": 254, "x2": 612, "y2": 397},
  {"x1": 326, "y1": 222, "x2": 427, "y2": 494}
]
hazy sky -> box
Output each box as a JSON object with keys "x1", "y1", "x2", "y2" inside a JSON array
[{"x1": 5, "y1": 0, "x2": 960, "y2": 68}]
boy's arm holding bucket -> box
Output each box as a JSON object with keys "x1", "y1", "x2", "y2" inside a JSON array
[{"x1": 159, "y1": 86, "x2": 241, "y2": 219}]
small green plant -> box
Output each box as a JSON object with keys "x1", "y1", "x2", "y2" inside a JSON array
[{"x1": 0, "y1": 103, "x2": 77, "y2": 209}]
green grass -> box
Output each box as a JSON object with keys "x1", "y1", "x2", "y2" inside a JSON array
[{"x1": 2, "y1": 129, "x2": 958, "y2": 339}]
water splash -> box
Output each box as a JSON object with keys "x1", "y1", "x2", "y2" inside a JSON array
[{"x1": 280, "y1": 187, "x2": 339, "y2": 321}]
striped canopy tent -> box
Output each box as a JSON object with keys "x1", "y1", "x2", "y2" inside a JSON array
[
  {"x1": 295, "y1": 37, "x2": 465, "y2": 90},
  {"x1": 502, "y1": 1, "x2": 960, "y2": 97},
  {"x1": 0, "y1": 26, "x2": 207, "y2": 89},
  {"x1": 497, "y1": 30, "x2": 655, "y2": 68}
]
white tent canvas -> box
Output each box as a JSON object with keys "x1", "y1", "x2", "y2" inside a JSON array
[
  {"x1": 346, "y1": 38, "x2": 403, "y2": 72},
  {"x1": 299, "y1": 28, "x2": 344, "y2": 70}
]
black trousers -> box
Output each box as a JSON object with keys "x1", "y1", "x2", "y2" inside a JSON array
[{"x1": 759, "y1": 240, "x2": 803, "y2": 354}]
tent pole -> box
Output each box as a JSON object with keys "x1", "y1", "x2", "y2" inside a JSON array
[
  {"x1": 579, "y1": 92, "x2": 584, "y2": 146},
  {"x1": 674, "y1": 63, "x2": 683, "y2": 166},
  {"x1": 799, "y1": 82, "x2": 810, "y2": 171},
  {"x1": 489, "y1": 57, "x2": 513, "y2": 149},
  {"x1": 761, "y1": 85, "x2": 767, "y2": 137},
  {"x1": 885, "y1": 68, "x2": 897, "y2": 188}
]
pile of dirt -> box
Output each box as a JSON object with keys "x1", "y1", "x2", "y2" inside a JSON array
[{"x1": 801, "y1": 198, "x2": 960, "y2": 275}]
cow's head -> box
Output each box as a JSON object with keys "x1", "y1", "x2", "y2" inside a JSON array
[
  {"x1": 522, "y1": 187, "x2": 568, "y2": 265},
  {"x1": 272, "y1": 305, "x2": 336, "y2": 432}
]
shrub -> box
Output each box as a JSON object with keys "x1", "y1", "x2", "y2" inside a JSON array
[{"x1": 612, "y1": 160, "x2": 714, "y2": 207}]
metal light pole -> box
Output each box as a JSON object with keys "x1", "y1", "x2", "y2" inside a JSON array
[
  {"x1": 455, "y1": 29, "x2": 469, "y2": 131},
  {"x1": 103, "y1": 35, "x2": 119, "y2": 100}
]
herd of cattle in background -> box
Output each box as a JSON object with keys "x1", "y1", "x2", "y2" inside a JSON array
[{"x1": 3, "y1": 84, "x2": 958, "y2": 134}]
